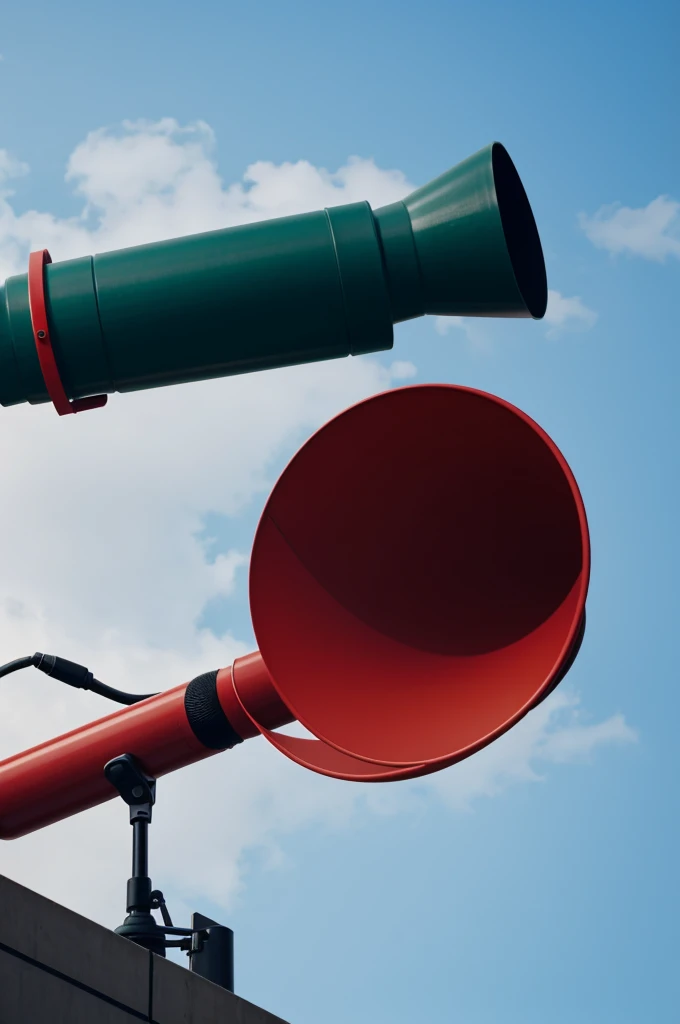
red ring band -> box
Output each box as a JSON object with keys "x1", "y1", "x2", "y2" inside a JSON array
[{"x1": 27, "y1": 249, "x2": 107, "y2": 416}]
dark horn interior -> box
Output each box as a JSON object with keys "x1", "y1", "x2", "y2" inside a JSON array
[{"x1": 492, "y1": 143, "x2": 548, "y2": 319}]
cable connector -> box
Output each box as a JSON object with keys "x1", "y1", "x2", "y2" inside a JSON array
[
  {"x1": 0, "y1": 652, "x2": 158, "y2": 705},
  {"x1": 32, "y1": 652, "x2": 94, "y2": 690}
]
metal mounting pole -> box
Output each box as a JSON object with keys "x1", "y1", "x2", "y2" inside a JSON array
[
  {"x1": 104, "y1": 753, "x2": 166, "y2": 957},
  {"x1": 104, "y1": 751, "x2": 236, "y2": 989}
]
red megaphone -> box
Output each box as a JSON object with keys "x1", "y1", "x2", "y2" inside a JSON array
[{"x1": 0, "y1": 385, "x2": 589, "y2": 839}]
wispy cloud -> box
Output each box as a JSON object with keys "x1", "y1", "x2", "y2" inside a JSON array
[
  {"x1": 435, "y1": 315, "x2": 468, "y2": 338},
  {"x1": 0, "y1": 118, "x2": 414, "y2": 280},
  {"x1": 388, "y1": 360, "x2": 417, "y2": 380},
  {"x1": 433, "y1": 315, "x2": 491, "y2": 350},
  {"x1": 434, "y1": 291, "x2": 597, "y2": 343},
  {"x1": 426, "y1": 689, "x2": 636, "y2": 811},
  {"x1": 579, "y1": 195, "x2": 680, "y2": 261},
  {"x1": 0, "y1": 150, "x2": 28, "y2": 187},
  {"x1": 544, "y1": 288, "x2": 598, "y2": 338}
]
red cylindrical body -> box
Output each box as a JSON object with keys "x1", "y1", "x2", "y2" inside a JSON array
[
  {"x1": 0, "y1": 684, "x2": 202, "y2": 839},
  {"x1": 0, "y1": 654, "x2": 292, "y2": 839}
]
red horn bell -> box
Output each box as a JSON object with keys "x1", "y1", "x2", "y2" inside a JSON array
[
  {"x1": 248, "y1": 383, "x2": 589, "y2": 778},
  {"x1": 0, "y1": 383, "x2": 589, "y2": 838}
]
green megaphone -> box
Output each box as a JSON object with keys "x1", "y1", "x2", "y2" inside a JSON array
[{"x1": 0, "y1": 142, "x2": 547, "y2": 415}]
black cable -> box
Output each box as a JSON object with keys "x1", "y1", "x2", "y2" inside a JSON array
[
  {"x1": 0, "y1": 656, "x2": 36, "y2": 679},
  {"x1": 87, "y1": 677, "x2": 158, "y2": 706},
  {"x1": 0, "y1": 652, "x2": 158, "y2": 705}
]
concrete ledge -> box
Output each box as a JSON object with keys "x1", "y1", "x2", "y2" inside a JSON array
[
  {"x1": 0, "y1": 947, "x2": 140, "y2": 1024},
  {"x1": 0, "y1": 874, "x2": 289, "y2": 1024},
  {"x1": 0, "y1": 873, "x2": 150, "y2": 1014},
  {"x1": 152, "y1": 954, "x2": 292, "y2": 1024}
]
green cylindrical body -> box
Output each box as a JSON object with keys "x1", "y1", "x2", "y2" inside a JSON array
[
  {"x1": 0, "y1": 203, "x2": 394, "y2": 408},
  {"x1": 0, "y1": 143, "x2": 546, "y2": 409}
]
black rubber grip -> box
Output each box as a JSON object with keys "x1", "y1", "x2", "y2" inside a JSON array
[{"x1": 184, "y1": 670, "x2": 243, "y2": 751}]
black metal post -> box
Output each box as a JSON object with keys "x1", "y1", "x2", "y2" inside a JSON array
[
  {"x1": 132, "y1": 818, "x2": 149, "y2": 878},
  {"x1": 104, "y1": 753, "x2": 166, "y2": 956},
  {"x1": 104, "y1": 752, "x2": 236, "y2": 989}
]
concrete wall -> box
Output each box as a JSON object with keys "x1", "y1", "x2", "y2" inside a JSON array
[{"x1": 0, "y1": 874, "x2": 289, "y2": 1023}]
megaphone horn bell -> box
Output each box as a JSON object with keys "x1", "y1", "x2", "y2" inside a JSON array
[
  {"x1": 249, "y1": 384, "x2": 589, "y2": 773},
  {"x1": 376, "y1": 142, "x2": 547, "y2": 322},
  {"x1": 0, "y1": 385, "x2": 588, "y2": 838}
]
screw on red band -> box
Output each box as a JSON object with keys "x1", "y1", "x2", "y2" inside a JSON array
[{"x1": 27, "y1": 249, "x2": 108, "y2": 416}]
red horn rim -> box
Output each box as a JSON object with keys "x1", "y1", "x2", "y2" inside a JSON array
[{"x1": 250, "y1": 384, "x2": 590, "y2": 772}]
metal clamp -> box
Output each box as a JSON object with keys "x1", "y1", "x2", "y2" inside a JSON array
[{"x1": 27, "y1": 249, "x2": 107, "y2": 416}]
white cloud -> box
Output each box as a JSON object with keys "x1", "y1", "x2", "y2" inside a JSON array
[
  {"x1": 435, "y1": 315, "x2": 467, "y2": 337},
  {"x1": 0, "y1": 150, "x2": 28, "y2": 187},
  {"x1": 544, "y1": 288, "x2": 598, "y2": 338},
  {"x1": 388, "y1": 359, "x2": 417, "y2": 380},
  {"x1": 427, "y1": 690, "x2": 636, "y2": 811},
  {"x1": 0, "y1": 118, "x2": 412, "y2": 278},
  {"x1": 0, "y1": 120, "x2": 634, "y2": 930},
  {"x1": 579, "y1": 195, "x2": 680, "y2": 261},
  {"x1": 210, "y1": 550, "x2": 249, "y2": 596},
  {"x1": 433, "y1": 315, "x2": 491, "y2": 350},
  {"x1": 435, "y1": 292, "x2": 597, "y2": 344}
]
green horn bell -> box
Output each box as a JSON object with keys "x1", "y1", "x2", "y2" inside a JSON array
[
  {"x1": 377, "y1": 142, "x2": 547, "y2": 321},
  {"x1": 0, "y1": 142, "x2": 547, "y2": 411}
]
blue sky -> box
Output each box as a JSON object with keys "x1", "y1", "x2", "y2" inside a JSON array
[{"x1": 0, "y1": 2, "x2": 678, "y2": 1022}]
